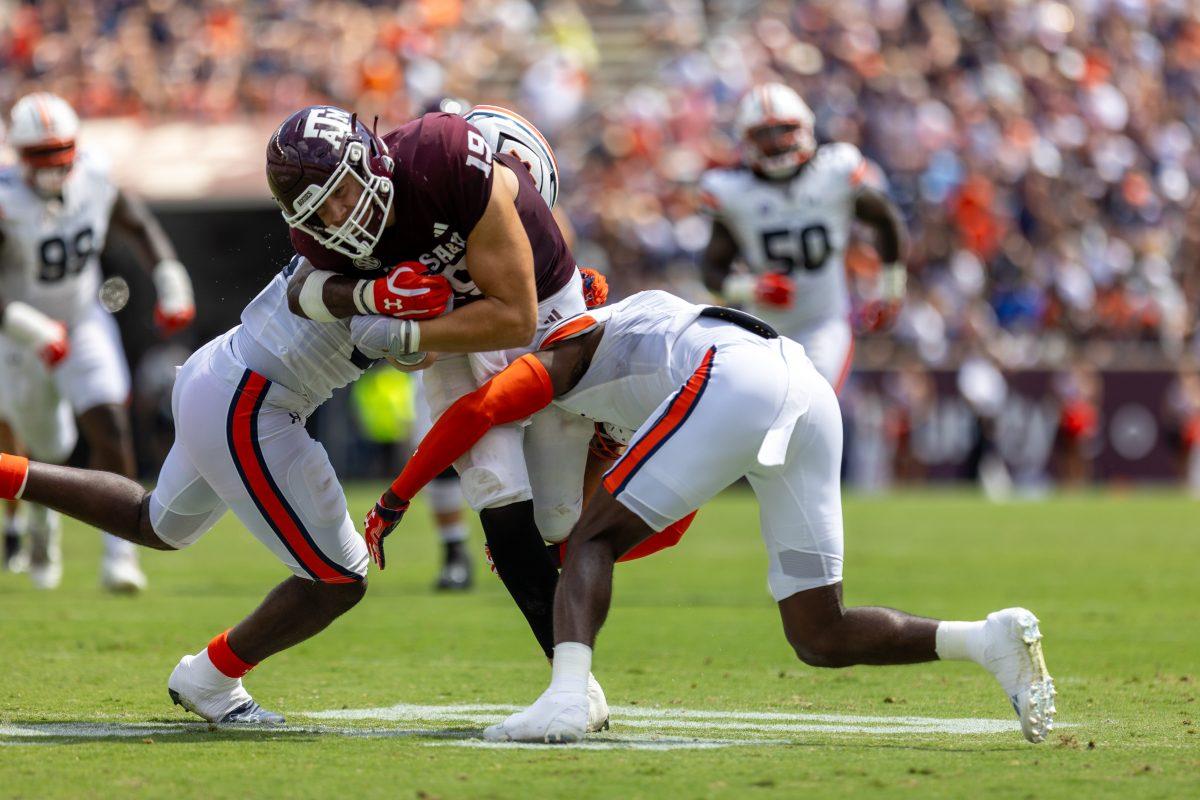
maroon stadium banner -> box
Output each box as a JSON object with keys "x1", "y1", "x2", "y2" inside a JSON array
[{"x1": 850, "y1": 370, "x2": 1182, "y2": 484}]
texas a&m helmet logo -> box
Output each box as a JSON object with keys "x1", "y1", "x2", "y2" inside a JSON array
[{"x1": 302, "y1": 107, "x2": 353, "y2": 149}]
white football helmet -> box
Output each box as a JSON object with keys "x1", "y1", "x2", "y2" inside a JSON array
[
  {"x1": 8, "y1": 92, "x2": 80, "y2": 198},
  {"x1": 735, "y1": 83, "x2": 816, "y2": 180},
  {"x1": 464, "y1": 105, "x2": 559, "y2": 210}
]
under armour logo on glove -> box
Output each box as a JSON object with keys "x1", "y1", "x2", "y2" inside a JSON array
[{"x1": 356, "y1": 262, "x2": 452, "y2": 319}]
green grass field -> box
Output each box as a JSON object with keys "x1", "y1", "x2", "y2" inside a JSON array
[{"x1": 1, "y1": 487, "x2": 1197, "y2": 799}]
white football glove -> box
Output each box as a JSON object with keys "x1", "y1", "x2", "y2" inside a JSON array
[
  {"x1": 349, "y1": 315, "x2": 425, "y2": 364},
  {"x1": 1, "y1": 301, "x2": 69, "y2": 367}
]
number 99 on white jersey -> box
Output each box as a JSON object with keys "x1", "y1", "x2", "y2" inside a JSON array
[
  {"x1": 0, "y1": 150, "x2": 118, "y2": 326},
  {"x1": 699, "y1": 142, "x2": 867, "y2": 329}
]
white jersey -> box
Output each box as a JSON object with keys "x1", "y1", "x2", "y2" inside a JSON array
[
  {"x1": 0, "y1": 150, "x2": 118, "y2": 325},
  {"x1": 554, "y1": 290, "x2": 780, "y2": 437},
  {"x1": 699, "y1": 142, "x2": 866, "y2": 331},
  {"x1": 234, "y1": 255, "x2": 370, "y2": 408}
]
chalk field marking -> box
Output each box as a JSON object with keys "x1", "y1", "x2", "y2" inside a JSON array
[{"x1": 2, "y1": 702, "x2": 1065, "y2": 750}]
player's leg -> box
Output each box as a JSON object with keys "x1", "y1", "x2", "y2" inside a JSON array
[
  {"x1": 762, "y1": 372, "x2": 1054, "y2": 741},
  {"x1": 0, "y1": 342, "x2": 79, "y2": 589},
  {"x1": 0, "y1": 419, "x2": 28, "y2": 571},
  {"x1": 793, "y1": 317, "x2": 853, "y2": 393},
  {"x1": 411, "y1": 373, "x2": 471, "y2": 590},
  {"x1": 164, "y1": 363, "x2": 368, "y2": 724},
  {"x1": 58, "y1": 303, "x2": 146, "y2": 591},
  {"x1": 428, "y1": 467, "x2": 472, "y2": 590},
  {"x1": 424, "y1": 354, "x2": 559, "y2": 655},
  {"x1": 487, "y1": 342, "x2": 775, "y2": 742}
]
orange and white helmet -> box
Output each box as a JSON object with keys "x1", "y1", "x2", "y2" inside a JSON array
[
  {"x1": 464, "y1": 105, "x2": 559, "y2": 210},
  {"x1": 736, "y1": 83, "x2": 816, "y2": 180},
  {"x1": 8, "y1": 92, "x2": 80, "y2": 197}
]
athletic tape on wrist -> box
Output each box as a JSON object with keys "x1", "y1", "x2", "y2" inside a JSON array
[
  {"x1": 352, "y1": 279, "x2": 374, "y2": 315},
  {"x1": 298, "y1": 271, "x2": 338, "y2": 322}
]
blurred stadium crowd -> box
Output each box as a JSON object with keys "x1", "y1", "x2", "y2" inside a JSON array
[{"x1": 4, "y1": 0, "x2": 1200, "y2": 487}]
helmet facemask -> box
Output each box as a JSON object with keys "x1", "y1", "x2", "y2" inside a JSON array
[
  {"x1": 745, "y1": 122, "x2": 815, "y2": 180},
  {"x1": 20, "y1": 141, "x2": 76, "y2": 199},
  {"x1": 281, "y1": 139, "x2": 393, "y2": 263}
]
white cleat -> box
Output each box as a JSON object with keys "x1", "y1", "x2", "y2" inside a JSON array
[
  {"x1": 101, "y1": 554, "x2": 147, "y2": 594},
  {"x1": 167, "y1": 655, "x2": 284, "y2": 725},
  {"x1": 586, "y1": 672, "x2": 610, "y2": 733},
  {"x1": 28, "y1": 517, "x2": 62, "y2": 590},
  {"x1": 483, "y1": 687, "x2": 589, "y2": 744},
  {"x1": 981, "y1": 607, "x2": 1056, "y2": 743}
]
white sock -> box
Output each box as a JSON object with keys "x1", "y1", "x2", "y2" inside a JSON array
[
  {"x1": 103, "y1": 533, "x2": 137, "y2": 560},
  {"x1": 190, "y1": 647, "x2": 238, "y2": 689},
  {"x1": 549, "y1": 642, "x2": 592, "y2": 694},
  {"x1": 438, "y1": 522, "x2": 468, "y2": 545},
  {"x1": 935, "y1": 620, "x2": 988, "y2": 664}
]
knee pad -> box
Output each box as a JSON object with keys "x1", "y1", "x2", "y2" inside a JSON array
[
  {"x1": 148, "y1": 491, "x2": 220, "y2": 550},
  {"x1": 458, "y1": 466, "x2": 532, "y2": 512},
  {"x1": 425, "y1": 473, "x2": 463, "y2": 515},
  {"x1": 534, "y1": 498, "x2": 581, "y2": 544}
]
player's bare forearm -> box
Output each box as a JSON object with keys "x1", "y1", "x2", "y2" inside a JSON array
[
  {"x1": 286, "y1": 260, "x2": 359, "y2": 319},
  {"x1": 108, "y1": 189, "x2": 179, "y2": 268},
  {"x1": 415, "y1": 296, "x2": 533, "y2": 352},
  {"x1": 701, "y1": 219, "x2": 739, "y2": 294},
  {"x1": 854, "y1": 188, "x2": 907, "y2": 263}
]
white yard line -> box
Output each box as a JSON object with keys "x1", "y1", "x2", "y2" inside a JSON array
[{"x1": 1, "y1": 702, "x2": 1067, "y2": 750}]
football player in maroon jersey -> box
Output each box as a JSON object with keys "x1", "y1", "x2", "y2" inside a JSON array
[{"x1": 271, "y1": 105, "x2": 610, "y2": 729}]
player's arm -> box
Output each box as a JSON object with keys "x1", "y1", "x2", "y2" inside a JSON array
[
  {"x1": 413, "y1": 163, "x2": 537, "y2": 352},
  {"x1": 0, "y1": 228, "x2": 68, "y2": 365},
  {"x1": 363, "y1": 334, "x2": 590, "y2": 569},
  {"x1": 853, "y1": 186, "x2": 906, "y2": 266},
  {"x1": 108, "y1": 188, "x2": 195, "y2": 333},
  {"x1": 700, "y1": 218, "x2": 740, "y2": 296},
  {"x1": 853, "y1": 186, "x2": 909, "y2": 323}
]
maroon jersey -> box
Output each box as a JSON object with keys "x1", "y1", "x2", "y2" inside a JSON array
[{"x1": 292, "y1": 112, "x2": 575, "y2": 304}]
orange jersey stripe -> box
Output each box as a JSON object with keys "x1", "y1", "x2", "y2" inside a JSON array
[
  {"x1": 833, "y1": 337, "x2": 855, "y2": 395},
  {"x1": 603, "y1": 346, "x2": 717, "y2": 497},
  {"x1": 541, "y1": 313, "x2": 598, "y2": 348}
]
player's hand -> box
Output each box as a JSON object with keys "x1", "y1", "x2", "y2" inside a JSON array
[
  {"x1": 1, "y1": 301, "x2": 70, "y2": 368},
  {"x1": 855, "y1": 299, "x2": 902, "y2": 333},
  {"x1": 364, "y1": 494, "x2": 411, "y2": 570},
  {"x1": 362, "y1": 263, "x2": 452, "y2": 319},
  {"x1": 39, "y1": 322, "x2": 70, "y2": 367},
  {"x1": 755, "y1": 273, "x2": 795, "y2": 309},
  {"x1": 579, "y1": 267, "x2": 609, "y2": 309},
  {"x1": 153, "y1": 259, "x2": 195, "y2": 336}
]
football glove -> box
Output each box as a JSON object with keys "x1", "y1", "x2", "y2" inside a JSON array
[
  {"x1": 355, "y1": 262, "x2": 452, "y2": 319},
  {"x1": 1, "y1": 301, "x2": 69, "y2": 367},
  {"x1": 152, "y1": 259, "x2": 195, "y2": 335},
  {"x1": 364, "y1": 497, "x2": 410, "y2": 570},
  {"x1": 580, "y1": 267, "x2": 609, "y2": 309},
  {"x1": 755, "y1": 272, "x2": 795, "y2": 309}
]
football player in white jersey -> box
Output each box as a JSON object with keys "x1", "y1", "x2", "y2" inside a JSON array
[
  {"x1": 363, "y1": 290, "x2": 1056, "y2": 745},
  {"x1": 0, "y1": 250, "x2": 457, "y2": 724},
  {"x1": 0, "y1": 92, "x2": 195, "y2": 591},
  {"x1": 699, "y1": 82, "x2": 907, "y2": 393}
]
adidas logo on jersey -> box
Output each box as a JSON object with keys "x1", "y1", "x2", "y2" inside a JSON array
[{"x1": 432, "y1": 222, "x2": 448, "y2": 237}]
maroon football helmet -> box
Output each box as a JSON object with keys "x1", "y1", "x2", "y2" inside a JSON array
[{"x1": 266, "y1": 106, "x2": 395, "y2": 264}]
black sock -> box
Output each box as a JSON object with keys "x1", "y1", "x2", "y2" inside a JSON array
[
  {"x1": 443, "y1": 539, "x2": 466, "y2": 564},
  {"x1": 480, "y1": 500, "x2": 558, "y2": 659}
]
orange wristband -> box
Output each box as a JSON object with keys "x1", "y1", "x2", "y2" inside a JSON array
[{"x1": 0, "y1": 454, "x2": 30, "y2": 500}]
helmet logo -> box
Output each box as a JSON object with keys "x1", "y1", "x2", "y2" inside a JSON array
[{"x1": 303, "y1": 107, "x2": 352, "y2": 148}]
